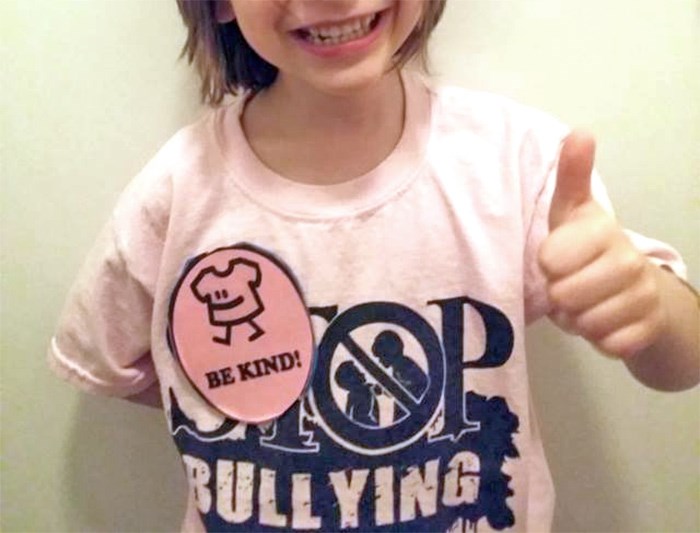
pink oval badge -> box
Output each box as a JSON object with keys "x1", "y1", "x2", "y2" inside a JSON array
[{"x1": 168, "y1": 244, "x2": 314, "y2": 423}]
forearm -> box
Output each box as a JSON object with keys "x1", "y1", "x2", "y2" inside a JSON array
[
  {"x1": 624, "y1": 266, "x2": 700, "y2": 391},
  {"x1": 126, "y1": 381, "x2": 163, "y2": 408}
]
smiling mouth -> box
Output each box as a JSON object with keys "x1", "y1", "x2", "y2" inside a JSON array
[{"x1": 294, "y1": 11, "x2": 383, "y2": 46}]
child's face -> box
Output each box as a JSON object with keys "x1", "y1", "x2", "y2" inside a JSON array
[{"x1": 228, "y1": 0, "x2": 425, "y2": 96}]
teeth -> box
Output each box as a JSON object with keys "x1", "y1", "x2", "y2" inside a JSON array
[{"x1": 302, "y1": 13, "x2": 377, "y2": 46}]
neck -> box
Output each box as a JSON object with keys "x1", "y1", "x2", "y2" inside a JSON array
[
  {"x1": 266, "y1": 70, "x2": 403, "y2": 135},
  {"x1": 241, "y1": 70, "x2": 406, "y2": 184}
]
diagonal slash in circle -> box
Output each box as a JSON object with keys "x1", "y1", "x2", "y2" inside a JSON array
[
  {"x1": 312, "y1": 301, "x2": 445, "y2": 452},
  {"x1": 341, "y1": 335, "x2": 420, "y2": 412}
]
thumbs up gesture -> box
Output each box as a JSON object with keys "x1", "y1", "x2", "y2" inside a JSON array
[{"x1": 538, "y1": 131, "x2": 666, "y2": 359}]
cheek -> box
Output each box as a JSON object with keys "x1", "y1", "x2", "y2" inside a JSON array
[
  {"x1": 230, "y1": 4, "x2": 279, "y2": 55},
  {"x1": 394, "y1": 1, "x2": 426, "y2": 44},
  {"x1": 235, "y1": 20, "x2": 281, "y2": 65}
]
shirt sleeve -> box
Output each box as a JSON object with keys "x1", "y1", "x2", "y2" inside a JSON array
[
  {"x1": 48, "y1": 145, "x2": 173, "y2": 397},
  {"x1": 191, "y1": 270, "x2": 213, "y2": 303},
  {"x1": 523, "y1": 134, "x2": 687, "y2": 325},
  {"x1": 48, "y1": 220, "x2": 157, "y2": 397}
]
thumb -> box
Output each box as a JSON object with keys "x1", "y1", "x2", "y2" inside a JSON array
[{"x1": 549, "y1": 130, "x2": 596, "y2": 229}]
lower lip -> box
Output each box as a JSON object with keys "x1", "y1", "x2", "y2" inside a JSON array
[{"x1": 292, "y1": 9, "x2": 389, "y2": 59}]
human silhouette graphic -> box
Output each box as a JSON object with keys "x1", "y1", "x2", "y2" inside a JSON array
[
  {"x1": 372, "y1": 330, "x2": 428, "y2": 400},
  {"x1": 335, "y1": 361, "x2": 382, "y2": 427}
]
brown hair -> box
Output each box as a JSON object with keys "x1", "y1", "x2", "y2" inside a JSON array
[{"x1": 176, "y1": 0, "x2": 447, "y2": 106}]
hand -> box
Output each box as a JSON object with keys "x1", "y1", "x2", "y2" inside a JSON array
[{"x1": 538, "y1": 131, "x2": 667, "y2": 359}]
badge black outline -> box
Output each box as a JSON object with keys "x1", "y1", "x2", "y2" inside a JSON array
[{"x1": 166, "y1": 242, "x2": 316, "y2": 424}]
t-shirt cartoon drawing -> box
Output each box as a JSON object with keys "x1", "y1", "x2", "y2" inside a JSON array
[{"x1": 191, "y1": 258, "x2": 265, "y2": 344}]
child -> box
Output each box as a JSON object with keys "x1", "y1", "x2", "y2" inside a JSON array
[{"x1": 48, "y1": 1, "x2": 699, "y2": 531}]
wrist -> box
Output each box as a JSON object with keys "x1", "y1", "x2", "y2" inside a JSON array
[{"x1": 623, "y1": 264, "x2": 700, "y2": 391}]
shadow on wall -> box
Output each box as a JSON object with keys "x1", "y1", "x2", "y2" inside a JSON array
[
  {"x1": 63, "y1": 395, "x2": 185, "y2": 532},
  {"x1": 526, "y1": 321, "x2": 632, "y2": 532}
]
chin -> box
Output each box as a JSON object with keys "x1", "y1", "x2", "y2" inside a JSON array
[{"x1": 312, "y1": 66, "x2": 397, "y2": 97}]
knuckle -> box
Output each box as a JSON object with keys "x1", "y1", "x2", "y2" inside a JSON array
[
  {"x1": 572, "y1": 318, "x2": 593, "y2": 339},
  {"x1": 551, "y1": 310, "x2": 574, "y2": 332},
  {"x1": 537, "y1": 247, "x2": 551, "y2": 273},
  {"x1": 645, "y1": 308, "x2": 666, "y2": 340},
  {"x1": 591, "y1": 214, "x2": 615, "y2": 239},
  {"x1": 599, "y1": 335, "x2": 630, "y2": 359},
  {"x1": 576, "y1": 314, "x2": 605, "y2": 341},
  {"x1": 547, "y1": 283, "x2": 568, "y2": 310},
  {"x1": 538, "y1": 241, "x2": 558, "y2": 277},
  {"x1": 632, "y1": 276, "x2": 661, "y2": 313},
  {"x1": 600, "y1": 216, "x2": 617, "y2": 234},
  {"x1": 646, "y1": 274, "x2": 662, "y2": 302},
  {"x1": 639, "y1": 282, "x2": 660, "y2": 309},
  {"x1": 605, "y1": 323, "x2": 656, "y2": 359},
  {"x1": 595, "y1": 337, "x2": 621, "y2": 359},
  {"x1": 620, "y1": 251, "x2": 646, "y2": 279}
]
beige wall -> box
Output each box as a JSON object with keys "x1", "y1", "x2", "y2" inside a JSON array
[{"x1": 2, "y1": 0, "x2": 697, "y2": 531}]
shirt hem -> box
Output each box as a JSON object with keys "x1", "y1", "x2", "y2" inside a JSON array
[{"x1": 47, "y1": 337, "x2": 156, "y2": 398}]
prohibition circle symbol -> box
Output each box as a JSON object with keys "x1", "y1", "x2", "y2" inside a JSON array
[
  {"x1": 312, "y1": 302, "x2": 445, "y2": 453},
  {"x1": 168, "y1": 243, "x2": 315, "y2": 424}
]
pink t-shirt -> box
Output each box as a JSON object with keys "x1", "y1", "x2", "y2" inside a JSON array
[{"x1": 48, "y1": 70, "x2": 686, "y2": 532}]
